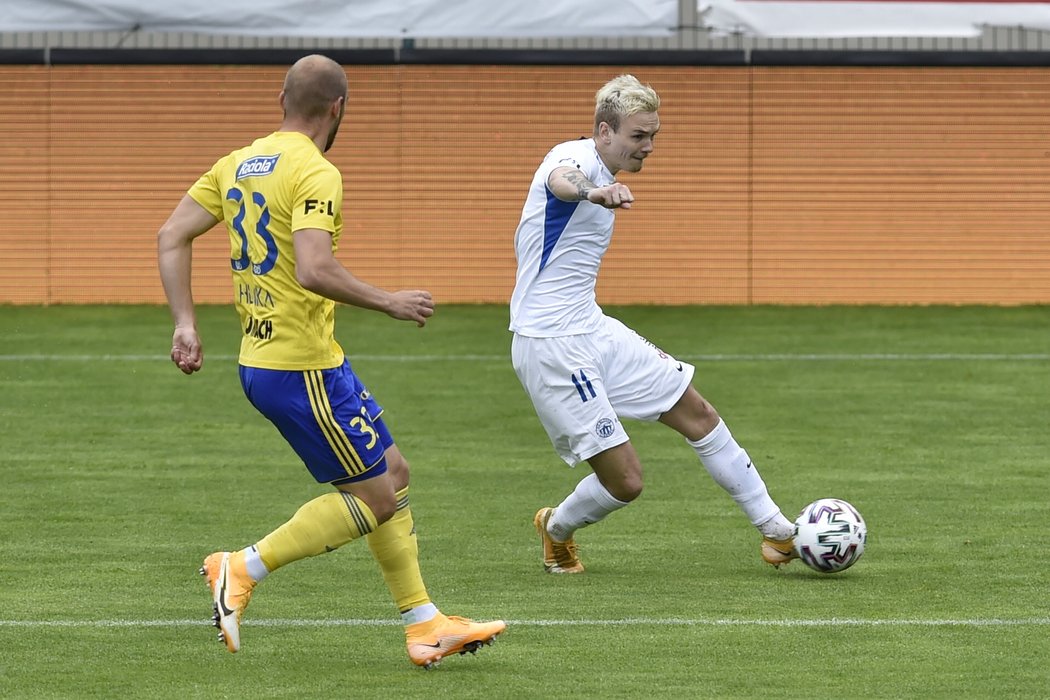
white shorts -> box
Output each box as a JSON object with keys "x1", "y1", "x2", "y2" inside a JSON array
[{"x1": 511, "y1": 315, "x2": 695, "y2": 466}]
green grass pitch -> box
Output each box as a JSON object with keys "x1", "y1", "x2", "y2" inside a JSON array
[{"x1": 1, "y1": 304, "x2": 1047, "y2": 698}]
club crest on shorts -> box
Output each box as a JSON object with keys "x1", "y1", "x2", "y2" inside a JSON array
[{"x1": 595, "y1": 417, "x2": 616, "y2": 438}]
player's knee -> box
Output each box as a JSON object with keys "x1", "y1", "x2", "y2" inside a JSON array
[
  {"x1": 697, "y1": 396, "x2": 720, "y2": 428},
  {"x1": 368, "y1": 496, "x2": 397, "y2": 525},
  {"x1": 344, "y1": 484, "x2": 398, "y2": 525},
  {"x1": 620, "y1": 480, "x2": 643, "y2": 502},
  {"x1": 384, "y1": 449, "x2": 411, "y2": 491},
  {"x1": 661, "y1": 386, "x2": 721, "y2": 440},
  {"x1": 606, "y1": 473, "x2": 643, "y2": 502}
]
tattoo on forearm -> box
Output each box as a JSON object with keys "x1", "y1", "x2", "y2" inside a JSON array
[{"x1": 562, "y1": 170, "x2": 595, "y2": 200}]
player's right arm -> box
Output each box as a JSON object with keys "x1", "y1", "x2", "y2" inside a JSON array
[
  {"x1": 293, "y1": 228, "x2": 435, "y2": 327},
  {"x1": 157, "y1": 194, "x2": 220, "y2": 374},
  {"x1": 547, "y1": 166, "x2": 634, "y2": 209}
]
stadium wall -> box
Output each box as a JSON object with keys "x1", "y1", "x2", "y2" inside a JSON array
[{"x1": 2, "y1": 58, "x2": 1049, "y2": 305}]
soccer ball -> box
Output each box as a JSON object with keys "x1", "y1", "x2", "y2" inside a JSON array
[{"x1": 793, "y1": 498, "x2": 867, "y2": 573}]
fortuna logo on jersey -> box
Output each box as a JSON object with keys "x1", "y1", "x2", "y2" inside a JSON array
[{"x1": 235, "y1": 155, "x2": 281, "y2": 180}]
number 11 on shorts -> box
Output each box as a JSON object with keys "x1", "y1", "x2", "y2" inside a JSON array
[{"x1": 571, "y1": 371, "x2": 597, "y2": 403}]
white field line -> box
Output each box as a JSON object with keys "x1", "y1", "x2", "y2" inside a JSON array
[
  {"x1": 0, "y1": 353, "x2": 1047, "y2": 363},
  {"x1": 0, "y1": 617, "x2": 1048, "y2": 628}
]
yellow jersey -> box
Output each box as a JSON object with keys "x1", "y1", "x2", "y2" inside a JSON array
[{"x1": 188, "y1": 131, "x2": 345, "y2": 370}]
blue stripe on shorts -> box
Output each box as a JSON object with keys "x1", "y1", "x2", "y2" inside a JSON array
[{"x1": 239, "y1": 359, "x2": 393, "y2": 484}]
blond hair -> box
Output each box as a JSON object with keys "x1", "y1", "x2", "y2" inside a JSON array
[{"x1": 594, "y1": 74, "x2": 660, "y2": 133}]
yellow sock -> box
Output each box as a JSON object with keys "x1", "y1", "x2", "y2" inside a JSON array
[
  {"x1": 256, "y1": 491, "x2": 377, "y2": 572},
  {"x1": 366, "y1": 487, "x2": 431, "y2": 613}
]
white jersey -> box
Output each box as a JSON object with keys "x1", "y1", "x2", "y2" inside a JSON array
[{"x1": 509, "y1": 138, "x2": 616, "y2": 337}]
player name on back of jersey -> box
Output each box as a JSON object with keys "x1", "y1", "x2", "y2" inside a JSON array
[{"x1": 244, "y1": 316, "x2": 273, "y2": 340}]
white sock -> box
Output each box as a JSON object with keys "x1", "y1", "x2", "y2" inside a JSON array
[
  {"x1": 401, "y1": 602, "x2": 438, "y2": 626},
  {"x1": 756, "y1": 512, "x2": 795, "y2": 541},
  {"x1": 243, "y1": 545, "x2": 270, "y2": 583},
  {"x1": 688, "y1": 419, "x2": 791, "y2": 538},
  {"x1": 547, "y1": 472, "x2": 629, "y2": 542}
]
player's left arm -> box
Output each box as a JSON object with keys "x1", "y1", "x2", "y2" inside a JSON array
[
  {"x1": 291, "y1": 162, "x2": 435, "y2": 326},
  {"x1": 157, "y1": 194, "x2": 220, "y2": 374},
  {"x1": 293, "y1": 229, "x2": 435, "y2": 327}
]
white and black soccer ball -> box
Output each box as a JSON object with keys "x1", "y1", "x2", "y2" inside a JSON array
[{"x1": 793, "y1": 498, "x2": 867, "y2": 573}]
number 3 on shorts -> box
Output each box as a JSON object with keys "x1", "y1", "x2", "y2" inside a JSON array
[{"x1": 349, "y1": 416, "x2": 378, "y2": 449}]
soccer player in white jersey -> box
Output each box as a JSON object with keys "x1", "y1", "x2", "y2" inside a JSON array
[
  {"x1": 510, "y1": 74, "x2": 798, "y2": 574},
  {"x1": 157, "y1": 54, "x2": 504, "y2": 667}
]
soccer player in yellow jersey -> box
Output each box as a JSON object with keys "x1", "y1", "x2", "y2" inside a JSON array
[{"x1": 157, "y1": 54, "x2": 504, "y2": 668}]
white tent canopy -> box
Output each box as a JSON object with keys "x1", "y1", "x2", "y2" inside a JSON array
[
  {"x1": 700, "y1": 1, "x2": 1050, "y2": 38},
  {"x1": 2, "y1": 0, "x2": 677, "y2": 38}
]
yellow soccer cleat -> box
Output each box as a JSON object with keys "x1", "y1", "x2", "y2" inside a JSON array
[
  {"x1": 761, "y1": 537, "x2": 799, "y2": 568},
  {"x1": 533, "y1": 507, "x2": 584, "y2": 574},
  {"x1": 405, "y1": 614, "x2": 506, "y2": 669},
  {"x1": 200, "y1": 551, "x2": 256, "y2": 653}
]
